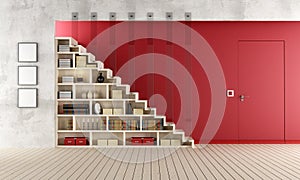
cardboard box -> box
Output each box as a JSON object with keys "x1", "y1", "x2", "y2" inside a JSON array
[
  {"x1": 76, "y1": 56, "x2": 87, "y2": 67},
  {"x1": 97, "y1": 139, "x2": 108, "y2": 146},
  {"x1": 103, "y1": 109, "x2": 113, "y2": 115},
  {"x1": 131, "y1": 137, "x2": 143, "y2": 145},
  {"x1": 113, "y1": 109, "x2": 123, "y2": 115},
  {"x1": 133, "y1": 109, "x2": 143, "y2": 115},
  {"x1": 171, "y1": 139, "x2": 181, "y2": 146},
  {"x1": 111, "y1": 90, "x2": 122, "y2": 99},
  {"x1": 76, "y1": 137, "x2": 87, "y2": 145},
  {"x1": 108, "y1": 139, "x2": 118, "y2": 146},
  {"x1": 160, "y1": 139, "x2": 170, "y2": 146},
  {"x1": 64, "y1": 137, "x2": 75, "y2": 145}
]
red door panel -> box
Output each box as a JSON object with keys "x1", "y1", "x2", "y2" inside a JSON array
[{"x1": 238, "y1": 41, "x2": 284, "y2": 140}]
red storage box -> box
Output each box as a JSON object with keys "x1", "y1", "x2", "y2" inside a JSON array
[
  {"x1": 64, "y1": 137, "x2": 75, "y2": 145},
  {"x1": 143, "y1": 137, "x2": 155, "y2": 145},
  {"x1": 76, "y1": 137, "x2": 87, "y2": 145},
  {"x1": 131, "y1": 137, "x2": 143, "y2": 145}
]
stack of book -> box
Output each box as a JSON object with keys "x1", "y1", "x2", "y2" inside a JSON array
[
  {"x1": 63, "y1": 104, "x2": 89, "y2": 114},
  {"x1": 58, "y1": 91, "x2": 72, "y2": 99},
  {"x1": 124, "y1": 120, "x2": 138, "y2": 130},
  {"x1": 58, "y1": 59, "x2": 72, "y2": 68},
  {"x1": 143, "y1": 119, "x2": 162, "y2": 130},
  {"x1": 58, "y1": 45, "x2": 70, "y2": 52},
  {"x1": 109, "y1": 119, "x2": 123, "y2": 130}
]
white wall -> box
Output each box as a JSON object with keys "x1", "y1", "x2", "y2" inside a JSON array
[{"x1": 0, "y1": 0, "x2": 300, "y2": 147}]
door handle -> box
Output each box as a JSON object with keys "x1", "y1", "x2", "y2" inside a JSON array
[{"x1": 240, "y1": 95, "x2": 249, "y2": 102}]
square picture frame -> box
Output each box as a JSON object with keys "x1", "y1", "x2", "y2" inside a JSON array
[
  {"x1": 18, "y1": 42, "x2": 38, "y2": 62},
  {"x1": 17, "y1": 88, "x2": 38, "y2": 108},
  {"x1": 18, "y1": 66, "x2": 38, "y2": 85}
]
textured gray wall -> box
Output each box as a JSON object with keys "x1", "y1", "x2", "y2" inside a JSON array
[{"x1": 0, "y1": 0, "x2": 299, "y2": 147}]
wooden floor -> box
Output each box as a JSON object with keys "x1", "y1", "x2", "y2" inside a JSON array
[{"x1": 1, "y1": 144, "x2": 300, "y2": 179}]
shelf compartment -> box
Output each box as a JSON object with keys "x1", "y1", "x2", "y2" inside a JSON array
[
  {"x1": 91, "y1": 69, "x2": 113, "y2": 83},
  {"x1": 57, "y1": 132, "x2": 90, "y2": 146},
  {"x1": 76, "y1": 85, "x2": 107, "y2": 99},
  {"x1": 108, "y1": 116, "x2": 140, "y2": 131},
  {"x1": 75, "y1": 116, "x2": 107, "y2": 131},
  {"x1": 91, "y1": 132, "x2": 123, "y2": 146},
  {"x1": 92, "y1": 100, "x2": 124, "y2": 115},
  {"x1": 57, "y1": 69, "x2": 90, "y2": 83},
  {"x1": 57, "y1": 117, "x2": 73, "y2": 131},
  {"x1": 142, "y1": 117, "x2": 163, "y2": 130},
  {"x1": 159, "y1": 132, "x2": 182, "y2": 146},
  {"x1": 58, "y1": 101, "x2": 90, "y2": 115},
  {"x1": 125, "y1": 132, "x2": 157, "y2": 146}
]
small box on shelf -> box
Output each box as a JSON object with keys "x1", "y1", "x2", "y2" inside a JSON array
[
  {"x1": 111, "y1": 90, "x2": 122, "y2": 99},
  {"x1": 103, "y1": 109, "x2": 113, "y2": 115},
  {"x1": 76, "y1": 56, "x2": 87, "y2": 67},
  {"x1": 131, "y1": 137, "x2": 143, "y2": 145},
  {"x1": 133, "y1": 109, "x2": 143, "y2": 115},
  {"x1": 143, "y1": 137, "x2": 155, "y2": 145},
  {"x1": 171, "y1": 139, "x2": 181, "y2": 146},
  {"x1": 160, "y1": 139, "x2": 171, "y2": 146},
  {"x1": 76, "y1": 137, "x2": 87, "y2": 145},
  {"x1": 64, "y1": 137, "x2": 75, "y2": 145},
  {"x1": 97, "y1": 139, "x2": 108, "y2": 146},
  {"x1": 108, "y1": 139, "x2": 118, "y2": 146},
  {"x1": 113, "y1": 109, "x2": 123, "y2": 115}
]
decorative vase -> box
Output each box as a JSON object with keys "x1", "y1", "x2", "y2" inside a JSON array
[
  {"x1": 87, "y1": 90, "x2": 93, "y2": 99},
  {"x1": 94, "y1": 102, "x2": 101, "y2": 115},
  {"x1": 97, "y1": 72, "x2": 105, "y2": 83}
]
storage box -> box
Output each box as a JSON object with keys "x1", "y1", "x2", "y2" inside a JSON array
[
  {"x1": 160, "y1": 139, "x2": 171, "y2": 146},
  {"x1": 133, "y1": 109, "x2": 143, "y2": 115},
  {"x1": 108, "y1": 139, "x2": 118, "y2": 146},
  {"x1": 64, "y1": 137, "x2": 75, "y2": 145},
  {"x1": 76, "y1": 56, "x2": 87, "y2": 67},
  {"x1": 113, "y1": 109, "x2": 123, "y2": 115},
  {"x1": 171, "y1": 139, "x2": 181, "y2": 146},
  {"x1": 62, "y1": 76, "x2": 74, "y2": 83},
  {"x1": 111, "y1": 90, "x2": 122, "y2": 99},
  {"x1": 103, "y1": 109, "x2": 113, "y2": 115},
  {"x1": 58, "y1": 91, "x2": 72, "y2": 99},
  {"x1": 143, "y1": 137, "x2": 155, "y2": 145},
  {"x1": 131, "y1": 137, "x2": 143, "y2": 145},
  {"x1": 97, "y1": 139, "x2": 108, "y2": 146},
  {"x1": 76, "y1": 137, "x2": 87, "y2": 145}
]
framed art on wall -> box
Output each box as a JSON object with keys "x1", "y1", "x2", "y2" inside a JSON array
[
  {"x1": 17, "y1": 88, "x2": 38, "y2": 108},
  {"x1": 18, "y1": 42, "x2": 38, "y2": 62},
  {"x1": 18, "y1": 66, "x2": 38, "y2": 85}
]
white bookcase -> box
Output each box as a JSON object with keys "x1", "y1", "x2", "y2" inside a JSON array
[{"x1": 55, "y1": 37, "x2": 194, "y2": 148}]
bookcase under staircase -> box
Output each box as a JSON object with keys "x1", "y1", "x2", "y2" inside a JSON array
[{"x1": 55, "y1": 37, "x2": 194, "y2": 148}]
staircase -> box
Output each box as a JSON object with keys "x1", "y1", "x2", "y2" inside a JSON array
[{"x1": 55, "y1": 37, "x2": 194, "y2": 148}]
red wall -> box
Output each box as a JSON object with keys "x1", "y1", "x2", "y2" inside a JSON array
[{"x1": 56, "y1": 21, "x2": 300, "y2": 143}]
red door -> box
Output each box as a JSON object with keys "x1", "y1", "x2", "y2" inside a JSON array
[{"x1": 238, "y1": 41, "x2": 284, "y2": 141}]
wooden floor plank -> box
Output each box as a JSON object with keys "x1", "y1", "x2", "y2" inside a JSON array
[
  {"x1": 112, "y1": 148, "x2": 134, "y2": 180},
  {"x1": 1, "y1": 145, "x2": 300, "y2": 179},
  {"x1": 180, "y1": 147, "x2": 206, "y2": 179},
  {"x1": 86, "y1": 148, "x2": 118, "y2": 180},
  {"x1": 104, "y1": 148, "x2": 129, "y2": 180},
  {"x1": 151, "y1": 148, "x2": 161, "y2": 180},
  {"x1": 142, "y1": 148, "x2": 152, "y2": 180},
  {"x1": 34, "y1": 148, "x2": 87, "y2": 179},
  {"x1": 133, "y1": 147, "x2": 145, "y2": 180},
  {"x1": 123, "y1": 148, "x2": 140, "y2": 180},
  {"x1": 210, "y1": 144, "x2": 263, "y2": 180},
  {"x1": 169, "y1": 148, "x2": 188, "y2": 180},
  {"x1": 5, "y1": 148, "x2": 68, "y2": 180},
  {"x1": 76, "y1": 148, "x2": 109, "y2": 180}
]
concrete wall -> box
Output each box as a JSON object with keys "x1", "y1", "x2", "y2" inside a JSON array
[{"x1": 0, "y1": 0, "x2": 300, "y2": 147}]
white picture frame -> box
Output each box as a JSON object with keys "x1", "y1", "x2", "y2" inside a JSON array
[
  {"x1": 18, "y1": 66, "x2": 38, "y2": 85},
  {"x1": 18, "y1": 88, "x2": 38, "y2": 108},
  {"x1": 18, "y1": 42, "x2": 38, "y2": 62}
]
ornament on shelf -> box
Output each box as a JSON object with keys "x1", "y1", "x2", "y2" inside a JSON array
[
  {"x1": 87, "y1": 90, "x2": 93, "y2": 99},
  {"x1": 97, "y1": 72, "x2": 105, "y2": 83},
  {"x1": 94, "y1": 102, "x2": 101, "y2": 115}
]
